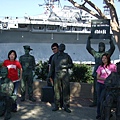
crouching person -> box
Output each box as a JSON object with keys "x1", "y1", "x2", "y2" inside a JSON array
[
  {"x1": 0, "y1": 67, "x2": 16, "y2": 120},
  {"x1": 104, "y1": 62, "x2": 120, "y2": 120}
]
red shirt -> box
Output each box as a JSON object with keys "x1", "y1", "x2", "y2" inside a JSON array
[{"x1": 3, "y1": 59, "x2": 22, "y2": 82}]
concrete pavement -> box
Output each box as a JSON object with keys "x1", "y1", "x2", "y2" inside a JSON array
[{"x1": 0, "y1": 97, "x2": 116, "y2": 120}]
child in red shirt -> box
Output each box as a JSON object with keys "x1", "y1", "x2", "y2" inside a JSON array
[{"x1": 3, "y1": 50, "x2": 22, "y2": 112}]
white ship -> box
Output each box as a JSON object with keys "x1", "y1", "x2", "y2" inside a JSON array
[{"x1": 0, "y1": 0, "x2": 119, "y2": 62}]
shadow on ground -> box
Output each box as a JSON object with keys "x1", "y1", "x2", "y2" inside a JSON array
[{"x1": 0, "y1": 96, "x2": 116, "y2": 120}]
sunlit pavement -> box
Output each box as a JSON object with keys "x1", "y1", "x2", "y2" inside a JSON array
[{"x1": 0, "y1": 96, "x2": 116, "y2": 120}]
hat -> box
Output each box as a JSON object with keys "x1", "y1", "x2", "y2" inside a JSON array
[{"x1": 23, "y1": 45, "x2": 33, "y2": 50}]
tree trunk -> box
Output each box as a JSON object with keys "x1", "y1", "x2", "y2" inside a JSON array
[{"x1": 113, "y1": 30, "x2": 120, "y2": 52}]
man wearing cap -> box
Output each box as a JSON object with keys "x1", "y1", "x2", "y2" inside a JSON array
[{"x1": 19, "y1": 45, "x2": 36, "y2": 102}]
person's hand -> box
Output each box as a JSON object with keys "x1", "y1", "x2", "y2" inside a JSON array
[
  {"x1": 19, "y1": 77, "x2": 22, "y2": 81},
  {"x1": 88, "y1": 35, "x2": 92, "y2": 40}
]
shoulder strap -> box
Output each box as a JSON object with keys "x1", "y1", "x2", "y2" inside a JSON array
[{"x1": 103, "y1": 66, "x2": 108, "y2": 75}]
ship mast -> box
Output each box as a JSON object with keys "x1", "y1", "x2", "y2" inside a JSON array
[
  {"x1": 39, "y1": 0, "x2": 60, "y2": 13},
  {"x1": 44, "y1": 0, "x2": 60, "y2": 13}
]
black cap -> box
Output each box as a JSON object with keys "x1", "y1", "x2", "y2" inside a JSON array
[{"x1": 23, "y1": 45, "x2": 33, "y2": 50}]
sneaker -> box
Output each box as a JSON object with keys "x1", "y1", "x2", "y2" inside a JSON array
[
  {"x1": 64, "y1": 108, "x2": 71, "y2": 113},
  {"x1": 96, "y1": 115, "x2": 101, "y2": 119},
  {"x1": 52, "y1": 107, "x2": 59, "y2": 111}
]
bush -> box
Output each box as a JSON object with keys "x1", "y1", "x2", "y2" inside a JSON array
[
  {"x1": 34, "y1": 61, "x2": 93, "y2": 83},
  {"x1": 70, "y1": 63, "x2": 93, "y2": 83},
  {"x1": 34, "y1": 61, "x2": 48, "y2": 80}
]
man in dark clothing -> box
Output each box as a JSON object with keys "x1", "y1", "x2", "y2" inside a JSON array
[
  {"x1": 19, "y1": 45, "x2": 36, "y2": 102},
  {"x1": 48, "y1": 43, "x2": 59, "y2": 86},
  {"x1": 86, "y1": 35, "x2": 115, "y2": 107},
  {"x1": 48, "y1": 43, "x2": 73, "y2": 113}
]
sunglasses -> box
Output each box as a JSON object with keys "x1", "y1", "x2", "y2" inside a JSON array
[{"x1": 52, "y1": 48, "x2": 57, "y2": 50}]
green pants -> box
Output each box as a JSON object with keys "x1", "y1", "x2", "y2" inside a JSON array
[
  {"x1": 21, "y1": 73, "x2": 34, "y2": 99},
  {"x1": 54, "y1": 71, "x2": 70, "y2": 108}
]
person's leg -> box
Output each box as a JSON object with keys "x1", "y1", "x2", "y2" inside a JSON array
[
  {"x1": 52, "y1": 73, "x2": 61, "y2": 111},
  {"x1": 27, "y1": 74, "x2": 36, "y2": 102},
  {"x1": 21, "y1": 76, "x2": 26, "y2": 101},
  {"x1": 89, "y1": 76, "x2": 97, "y2": 107},
  {"x1": 12, "y1": 81, "x2": 20, "y2": 112},
  {"x1": 13, "y1": 81, "x2": 20, "y2": 95},
  {"x1": 96, "y1": 82, "x2": 105, "y2": 119},
  {"x1": 62, "y1": 72, "x2": 71, "y2": 113}
]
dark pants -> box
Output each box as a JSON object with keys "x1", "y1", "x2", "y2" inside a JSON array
[
  {"x1": 13, "y1": 81, "x2": 20, "y2": 95},
  {"x1": 104, "y1": 92, "x2": 120, "y2": 120},
  {"x1": 21, "y1": 73, "x2": 34, "y2": 99},
  {"x1": 54, "y1": 71, "x2": 70, "y2": 108},
  {"x1": 96, "y1": 82, "x2": 105, "y2": 116},
  {"x1": 92, "y1": 76, "x2": 97, "y2": 104},
  {"x1": 12, "y1": 81, "x2": 20, "y2": 110},
  {"x1": 0, "y1": 95, "x2": 13, "y2": 113}
]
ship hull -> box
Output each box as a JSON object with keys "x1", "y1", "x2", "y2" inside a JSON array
[{"x1": 0, "y1": 30, "x2": 119, "y2": 63}]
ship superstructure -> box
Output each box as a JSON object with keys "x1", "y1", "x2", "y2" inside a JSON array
[{"x1": 0, "y1": 0, "x2": 118, "y2": 63}]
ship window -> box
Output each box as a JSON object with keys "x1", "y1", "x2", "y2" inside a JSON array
[
  {"x1": 86, "y1": 27, "x2": 91, "y2": 31},
  {"x1": 33, "y1": 25, "x2": 44, "y2": 30},
  {"x1": 60, "y1": 26, "x2": 65, "y2": 30},
  {"x1": 72, "y1": 27, "x2": 77, "y2": 31},
  {"x1": 66, "y1": 26, "x2": 71, "y2": 30},
  {"x1": 73, "y1": 27, "x2": 84, "y2": 31},
  {"x1": 60, "y1": 26, "x2": 71, "y2": 31},
  {"x1": 19, "y1": 24, "x2": 27, "y2": 28},
  {"x1": 39, "y1": 26, "x2": 44, "y2": 30},
  {"x1": 47, "y1": 25, "x2": 57, "y2": 30}
]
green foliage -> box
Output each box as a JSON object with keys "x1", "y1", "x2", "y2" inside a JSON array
[
  {"x1": 34, "y1": 60, "x2": 48, "y2": 80},
  {"x1": 70, "y1": 63, "x2": 93, "y2": 83},
  {"x1": 34, "y1": 61, "x2": 93, "y2": 83}
]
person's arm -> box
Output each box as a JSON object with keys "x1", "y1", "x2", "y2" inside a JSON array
[
  {"x1": 32, "y1": 56, "x2": 36, "y2": 71},
  {"x1": 19, "y1": 56, "x2": 22, "y2": 68},
  {"x1": 48, "y1": 55, "x2": 53, "y2": 72},
  {"x1": 96, "y1": 66, "x2": 106, "y2": 81},
  {"x1": 68, "y1": 55, "x2": 73, "y2": 69},
  {"x1": 48, "y1": 56, "x2": 55, "y2": 79},
  {"x1": 19, "y1": 68, "x2": 22, "y2": 80},
  {"x1": 97, "y1": 73, "x2": 106, "y2": 81},
  {"x1": 107, "y1": 35, "x2": 115, "y2": 57},
  {"x1": 18, "y1": 61, "x2": 22, "y2": 80},
  {"x1": 86, "y1": 35, "x2": 94, "y2": 56}
]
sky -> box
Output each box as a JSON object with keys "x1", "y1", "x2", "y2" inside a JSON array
[{"x1": 0, "y1": 0, "x2": 120, "y2": 18}]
